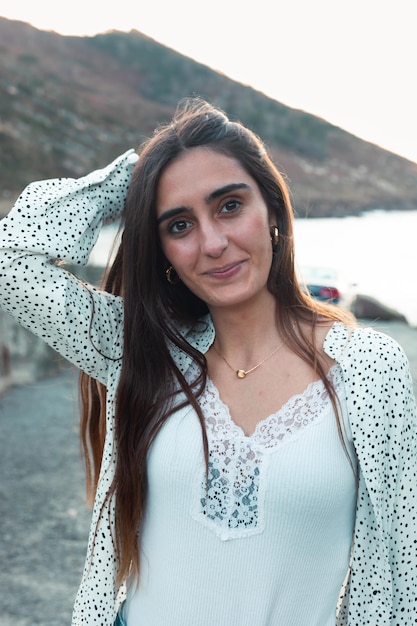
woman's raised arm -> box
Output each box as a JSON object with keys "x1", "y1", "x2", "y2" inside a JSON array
[{"x1": 0, "y1": 149, "x2": 137, "y2": 382}]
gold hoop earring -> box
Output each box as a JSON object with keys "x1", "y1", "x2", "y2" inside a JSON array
[
  {"x1": 270, "y1": 225, "x2": 279, "y2": 248},
  {"x1": 165, "y1": 266, "x2": 180, "y2": 285}
]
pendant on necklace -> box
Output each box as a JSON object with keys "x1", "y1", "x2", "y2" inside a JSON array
[{"x1": 236, "y1": 369, "x2": 246, "y2": 379}]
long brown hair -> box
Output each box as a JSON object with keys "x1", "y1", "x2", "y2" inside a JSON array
[{"x1": 80, "y1": 97, "x2": 355, "y2": 586}]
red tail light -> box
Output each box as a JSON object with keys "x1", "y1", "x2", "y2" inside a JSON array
[{"x1": 318, "y1": 287, "x2": 341, "y2": 300}]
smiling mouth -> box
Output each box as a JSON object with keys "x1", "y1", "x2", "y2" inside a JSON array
[{"x1": 205, "y1": 261, "x2": 244, "y2": 277}]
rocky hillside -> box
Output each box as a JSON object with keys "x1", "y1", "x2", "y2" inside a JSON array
[{"x1": 1, "y1": 17, "x2": 417, "y2": 217}]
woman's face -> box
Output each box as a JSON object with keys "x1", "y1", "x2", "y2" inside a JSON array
[{"x1": 156, "y1": 147, "x2": 275, "y2": 312}]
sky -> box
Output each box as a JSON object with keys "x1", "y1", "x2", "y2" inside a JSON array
[{"x1": 1, "y1": 0, "x2": 417, "y2": 163}]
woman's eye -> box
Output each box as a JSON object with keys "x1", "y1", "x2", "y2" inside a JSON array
[
  {"x1": 220, "y1": 199, "x2": 241, "y2": 214},
  {"x1": 168, "y1": 219, "x2": 192, "y2": 234}
]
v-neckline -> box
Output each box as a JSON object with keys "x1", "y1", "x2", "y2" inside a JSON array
[{"x1": 205, "y1": 364, "x2": 341, "y2": 440}]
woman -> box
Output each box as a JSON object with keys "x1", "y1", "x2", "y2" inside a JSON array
[{"x1": 0, "y1": 98, "x2": 416, "y2": 625}]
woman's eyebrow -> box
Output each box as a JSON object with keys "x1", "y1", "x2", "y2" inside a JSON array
[
  {"x1": 204, "y1": 182, "x2": 250, "y2": 204},
  {"x1": 156, "y1": 182, "x2": 251, "y2": 225},
  {"x1": 156, "y1": 206, "x2": 191, "y2": 225}
]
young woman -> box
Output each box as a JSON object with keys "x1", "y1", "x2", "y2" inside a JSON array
[{"x1": 0, "y1": 98, "x2": 416, "y2": 625}]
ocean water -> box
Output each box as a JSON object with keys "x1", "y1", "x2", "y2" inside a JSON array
[
  {"x1": 293, "y1": 210, "x2": 417, "y2": 326},
  {"x1": 89, "y1": 210, "x2": 417, "y2": 326}
]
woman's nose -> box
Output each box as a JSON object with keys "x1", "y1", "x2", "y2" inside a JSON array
[{"x1": 199, "y1": 223, "x2": 228, "y2": 257}]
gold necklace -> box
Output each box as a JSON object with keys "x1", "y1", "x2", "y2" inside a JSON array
[{"x1": 212, "y1": 339, "x2": 286, "y2": 379}]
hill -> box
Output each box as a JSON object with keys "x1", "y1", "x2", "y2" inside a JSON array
[{"x1": 1, "y1": 17, "x2": 417, "y2": 217}]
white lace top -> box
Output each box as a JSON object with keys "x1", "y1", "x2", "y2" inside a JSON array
[{"x1": 124, "y1": 363, "x2": 357, "y2": 625}]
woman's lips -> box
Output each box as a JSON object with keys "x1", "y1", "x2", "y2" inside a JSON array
[{"x1": 205, "y1": 261, "x2": 244, "y2": 279}]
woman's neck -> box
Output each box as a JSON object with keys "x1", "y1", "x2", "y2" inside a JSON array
[{"x1": 208, "y1": 293, "x2": 283, "y2": 360}]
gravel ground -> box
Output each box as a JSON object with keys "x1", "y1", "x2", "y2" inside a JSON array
[
  {"x1": 0, "y1": 366, "x2": 90, "y2": 626},
  {"x1": 0, "y1": 320, "x2": 416, "y2": 626}
]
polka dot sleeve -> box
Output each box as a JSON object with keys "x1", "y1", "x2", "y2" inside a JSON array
[
  {"x1": 0, "y1": 150, "x2": 138, "y2": 382},
  {"x1": 387, "y1": 345, "x2": 417, "y2": 619},
  {"x1": 329, "y1": 325, "x2": 417, "y2": 622}
]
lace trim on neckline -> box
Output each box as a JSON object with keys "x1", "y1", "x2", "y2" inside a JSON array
[{"x1": 203, "y1": 364, "x2": 343, "y2": 448}]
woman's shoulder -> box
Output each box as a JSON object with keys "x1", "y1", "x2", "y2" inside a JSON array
[{"x1": 324, "y1": 320, "x2": 410, "y2": 371}]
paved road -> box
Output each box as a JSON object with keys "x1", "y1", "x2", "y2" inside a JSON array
[
  {"x1": 0, "y1": 320, "x2": 416, "y2": 626},
  {"x1": 0, "y1": 366, "x2": 90, "y2": 626}
]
